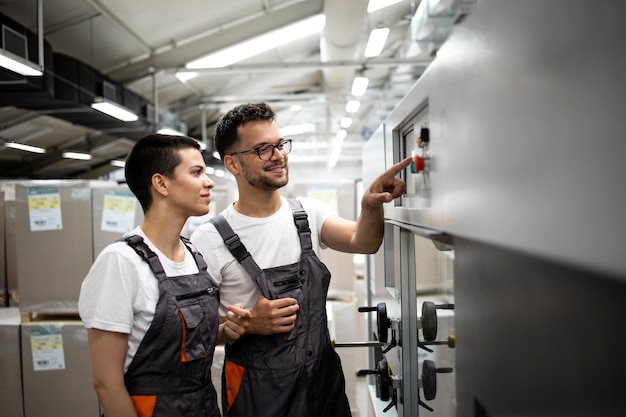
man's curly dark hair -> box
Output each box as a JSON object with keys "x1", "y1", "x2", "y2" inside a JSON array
[{"x1": 214, "y1": 102, "x2": 276, "y2": 160}]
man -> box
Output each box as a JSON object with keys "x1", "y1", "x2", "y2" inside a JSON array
[{"x1": 190, "y1": 102, "x2": 411, "y2": 417}]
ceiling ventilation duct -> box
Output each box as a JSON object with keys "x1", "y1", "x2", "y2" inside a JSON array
[
  {"x1": 320, "y1": 0, "x2": 369, "y2": 91},
  {"x1": 0, "y1": 12, "x2": 52, "y2": 91},
  {"x1": 0, "y1": 9, "x2": 43, "y2": 76},
  {"x1": 410, "y1": 0, "x2": 477, "y2": 55},
  {"x1": 0, "y1": 13, "x2": 154, "y2": 140}
]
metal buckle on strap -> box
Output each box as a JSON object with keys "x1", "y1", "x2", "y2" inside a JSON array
[
  {"x1": 293, "y1": 211, "x2": 310, "y2": 233},
  {"x1": 125, "y1": 235, "x2": 157, "y2": 260},
  {"x1": 224, "y1": 234, "x2": 250, "y2": 262}
]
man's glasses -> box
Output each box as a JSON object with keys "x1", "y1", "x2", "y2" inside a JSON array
[{"x1": 229, "y1": 139, "x2": 292, "y2": 161}]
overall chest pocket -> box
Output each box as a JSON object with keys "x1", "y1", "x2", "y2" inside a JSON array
[
  {"x1": 263, "y1": 263, "x2": 304, "y2": 341},
  {"x1": 264, "y1": 263, "x2": 303, "y2": 303},
  {"x1": 176, "y1": 287, "x2": 219, "y2": 362}
]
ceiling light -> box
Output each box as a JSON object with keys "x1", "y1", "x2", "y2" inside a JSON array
[
  {"x1": 91, "y1": 97, "x2": 139, "y2": 122},
  {"x1": 196, "y1": 140, "x2": 208, "y2": 151},
  {"x1": 327, "y1": 146, "x2": 342, "y2": 168},
  {"x1": 62, "y1": 151, "x2": 92, "y2": 160},
  {"x1": 3, "y1": 141, "x2": 46, "y2": 154},
  {"x1": 351, "y1": 76, "x2": 369, "y2": 96},
  {"x1": 340, "y1": 117, "x2": 353, "y2": 129},
  {"x1": 185, "y1": 14, "x2": 325, "y2": 69},
  {"x1": 281, "y1": 123, "x2": 316, "y2": 136},
  {"x1": 175, "y1": 71, "x2": 198, "y2": 82},
  {"x1": 110, "y1": 160, "x2": 126, "y2": 168},
  {"x1": 346, "y1": 100, "x2": 361, "y2": 113},
  {"x1": 0, "y1": 49, "x2": 43, "y2": 76},
  {"x1": 157, "y1": 127, "x2": 186, "y2": 136},
  {"x1": 364, "y1": 28, "x2": 390, "y2": 57},
  {"x1": 367, "y1": 0, "x2": 404, "y2": 13}
]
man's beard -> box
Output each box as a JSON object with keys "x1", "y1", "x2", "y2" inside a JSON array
[{"x1": 241, "y1": 161, "x2": 289, "y2": 191}]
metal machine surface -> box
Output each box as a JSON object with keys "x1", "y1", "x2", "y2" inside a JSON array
[{"x1": 362, "y1": 1, "x2": 626, "y2": 416}]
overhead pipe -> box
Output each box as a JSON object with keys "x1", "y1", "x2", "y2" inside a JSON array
[{"x1": 320, "y1": 0, "x2": 369, "y2": 91}]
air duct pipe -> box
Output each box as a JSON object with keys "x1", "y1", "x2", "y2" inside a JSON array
[{"x1": 320, "y1": 0, "x2": 369, "y2": 91}]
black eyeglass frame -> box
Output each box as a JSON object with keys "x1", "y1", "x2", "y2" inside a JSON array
[{"x1": 228, "y1": 138, "x2": 292, "y2": 160}]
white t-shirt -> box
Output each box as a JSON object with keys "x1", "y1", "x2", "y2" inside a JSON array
[
  {"x1": 189, "y1": 196, "x2": 335, "y2": 316},
  {"x1": 78, "y1": 226, "x2": 200, "y2": 371}
]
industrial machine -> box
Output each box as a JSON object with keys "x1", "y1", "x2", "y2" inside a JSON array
[{"x1": 359, "y1": 0, "x2": 626, "y2": 416}]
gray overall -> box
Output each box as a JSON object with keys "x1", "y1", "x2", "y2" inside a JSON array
[
  {"x1": 209, "y1": 199, "x2": 351, "y2": 417},
  {"x1": 122, "y1": 235, "x2": 221, "y2": 417}
]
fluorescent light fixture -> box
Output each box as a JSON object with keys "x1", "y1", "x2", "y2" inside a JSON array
[
  {"x1": 157, "y1": 127, "x2": 186, "y2": 136},
  {"x1": 351, "y1": 76, "x2": 369, "y2": 96},
  {"x1": 186, "y1": 14, "x2": 325, "y2": 69},
  {"x1": 91, "y1": 97, "x2": 139, "y2": 122},
  {"x1": 196, "y1": 140, "x2": 208, "y2": 151},
  {"x1": 4, "y1": 141, "x2": 46, "y2": 154},
  {"x1": 336, "y1": 129, "x2": 347, "y2": 142},
  {"x1": 110, "y1": 160, "x2": 126, "y2": 168},
  {"x1": 212, "y1": 151, "x2": 221, "y2": 160},
  {"x1": 281, "y1": 123, "x2": 316, "y2": 136},
  {"x1": 364, "y1": 28, "x2": 390, "y2": 57},
  {"x1": 367, "y1": 0, "x2": 404, "y2": 13},
  {"x1": 215, "y1": 169, "x2": 225, "y2": 178},
  {"x1": 327, "y1": 146, "x2": 342, "y2": 168},
  {"x1": 0, "y1": 49, "x2": 43, "y2": 76},
  {"x1": 175, "y1": 71, "x2": 199, "y2": 82},
  {"x1": 340, "y1": 117, "x2": 353, "y2": 129},
  {"x1": 346, "y1": 100, "x2": 361, "y2": 113},
  {"x1": 206, "y1": 166, "x2": 215, "y2": 175},
  {"x1": 62, "y1": 151, "x2": 92, "y2": 160}
]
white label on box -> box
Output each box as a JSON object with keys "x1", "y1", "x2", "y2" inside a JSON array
[
  {"x1": 101, "y1": 189, "x2": 137, "y2": 233},
  {"x1": 28, "y1": 187, "x2": 63, "y2": 231},
  {"x1": 30, "y1": 325, "x2": 66, "y2": 371}
]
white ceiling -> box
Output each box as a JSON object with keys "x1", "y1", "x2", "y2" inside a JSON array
[{"x1": 0, "y1": 0, "x2": 471, "y2": 181}]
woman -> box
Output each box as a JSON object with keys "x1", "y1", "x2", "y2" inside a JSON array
[{"x1": 79, "y1": 134, "x2": 250, "y2": 417}]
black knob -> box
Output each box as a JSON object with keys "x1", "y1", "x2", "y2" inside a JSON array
[
  {"x1": 421, "y1": 360, "x2": 453, "y2": 401},
  {"x1": 358, "y1": 303, "x2": 391, "y2": 343},
  {"x1": 357, "y1": 358, "x2": 392, "y2": 402},
  {"x1": 421, "y1": 301, "x2": 455, "y2": 342}
]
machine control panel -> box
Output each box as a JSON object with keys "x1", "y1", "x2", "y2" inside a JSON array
[{"x1": 398, "y1": 105, "x2": 432, "y2": 211}]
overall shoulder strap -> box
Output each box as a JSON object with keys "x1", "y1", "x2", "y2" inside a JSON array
[
  {"x1": 180, "y1": 236, "x2": 208, "y2": 272},
  {"x1": 123, "y1": 235, "x2": 166, "y2": 278},
  {"x1": 208, "y1": 215, "x2": 268, "y2": 296},
  {"x1": 287, "y1": 198, "x2": 313, "y2": 252},
  {"x1": 209, "y1": 216, "x2": 252, "y2": 264}
]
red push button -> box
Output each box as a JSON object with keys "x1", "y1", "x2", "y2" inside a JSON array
[{"x1": 411, "y1": 154, "x2": 425, "y2": 173}]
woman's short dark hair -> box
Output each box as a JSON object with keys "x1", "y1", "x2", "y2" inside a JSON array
[
  {"x1": 124, "y1": 133, "x2": 201, "y2": 211},
  {"x1": 214, "y1": 102, "x2": 276, "y2": 160}
]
